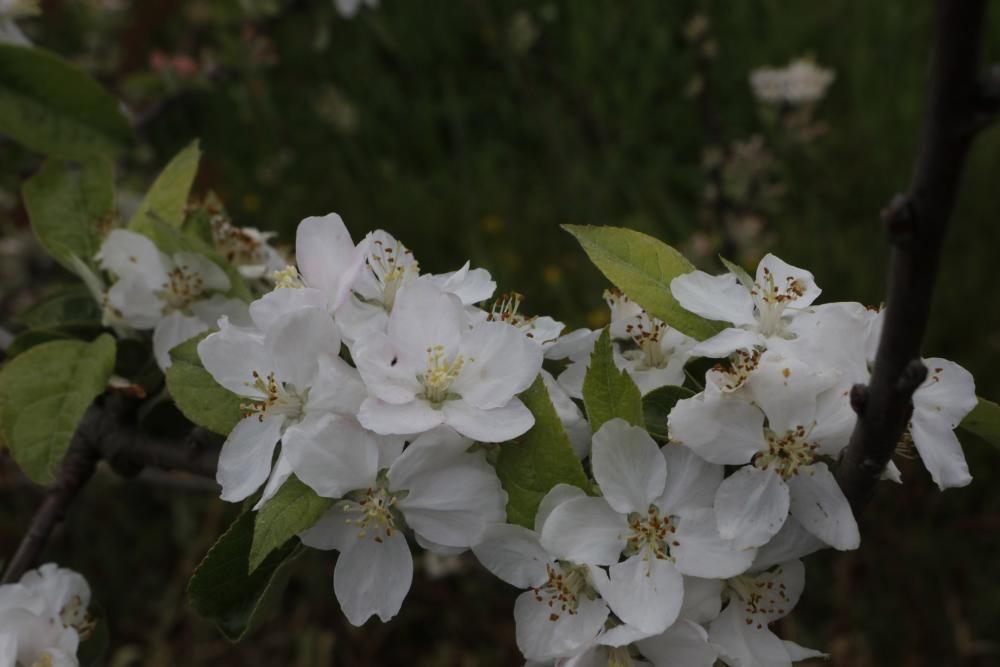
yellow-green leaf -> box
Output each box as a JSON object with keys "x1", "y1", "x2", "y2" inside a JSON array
[
  {"x1": 960, "y1": 397, "x2": 1000, "y2": 448},
  {"x1": 165, "y1": 333, "x2": 243, "y2": 436},
  {"x1": 129, "y1": 140, "x2": 201, "y2": 232}
]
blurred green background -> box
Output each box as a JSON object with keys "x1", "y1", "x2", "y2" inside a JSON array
[{"x1": 1, "y1": 0, "x2": 998, "y2": 665}]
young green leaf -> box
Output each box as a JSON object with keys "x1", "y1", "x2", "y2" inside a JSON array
[
  {"x1": 582, "y1": 328, "x2": 643, "y2": 433},
  {"x1": 165, "y1": 333, "x2": 243, "y2": 436},
  {"x1": 14, "y1": 284, "x2": 102, "y2": 328},
  {"x1": 129, "y1": 140, "x2": 202, "y2": 232},
  {"x1": 719, "y1": 255, "x2": 755, "y2": 291},
  {"x1": 22, "y1": 158, "x2": 114, "y2": 273},
  {"x1": 4, "y1": 322, "x2": 106, "y2": 359},
  {"x1": 0, "y1": 335, "x2": 116, "y2": 484},
  {"x1": 495, "y1": 375, "x2": 590, "y2": 528},
  {"x1": 563, "y1": 225, "x2": 721, "y2": 340},
  {"x1": 959, "y1": 397, "x2": 1000, "y2": 448},
  {"x1": 249, "y1": 476, "x2": 334, "y2": 573},
  {"x1": 642, "y1": 385, "x2": 695, "y2": 441},
  {"x1": 189, "y1": 511, "x2": 303, "y2": 642},
  {"x1": 0, "y1": 44, "x2": 132, "y2": 158}
]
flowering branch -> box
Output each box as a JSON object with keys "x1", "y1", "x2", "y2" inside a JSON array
[
  {"x1": 1, "y1": 398, "x2": 220, "y2": 584},
  {"x1": 836, "y1": 0, "x2": 993, "y2": 511}
]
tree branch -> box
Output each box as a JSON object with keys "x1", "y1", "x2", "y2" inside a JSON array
[
  {"x1": 1, "y1": 399, "x2": 220, "y2": 583},
  {"x1": 836, "y1": 0, "x2": 992, "y2": 511}
]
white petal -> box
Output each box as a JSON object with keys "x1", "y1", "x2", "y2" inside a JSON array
[
  {"x1": 535, "y1": 483, "x2": 587, "y2": 534},
  {"x1": 656, "y1": 444, "x2": 723, "y2": 515},
  {"x1": 452, "y1": 321, "x2": 543, "y2": 409},
  {"x1": 690, "y1": 328, "x2": 764, "y2": 359},
  {"x1": 266, "y1": 306, "x2": 341, "y2": 390},
  {"x1": 755, "y1": 254, "x2": 821, "y2": 309},
  {"x1": 216, "y1": 416, "x2": 283, "y2": 502},
  {"x1": 668, "y1": 394, "x2": 765, "y2": 465},
  {"x1": 429, "y1": 263, "x2": 497, "y2": 304},
  {"x1": 248, "y1": 287, "x2": 327, "y2": 329},
  {"x1": 153, "y1": 312, "x2": 209, "y2": 370},
  {"x1": 173, "y1": 251, "x2": 230, "y2": 292},
  {"x1": 708, "y1": 602, "x2": 792, "y2": 667},
  {"x1": 352, "y1": 331, "x2": 422, "y2": 404},
  {"x1": 636, "y1": 619, "x2": 719, "y2": 667},
  {"x1": 97, "y1": 229, "x2": 169, "y2": 285},
  {"x1": 441, "y1": 398, "x2": 535, "y2": 442},
  {"x1": 541, "y1": 370, "x2": 591, "y2": 459},
  {"x1": 740, "y1": 560, "x2": 806, "y2": 625},
  {"x1": 392, "y1": 429, "x2": 507, "y2": 547},
  {"x1": 782, "y1": 640, "x2": 827, "y2": 661},
  {"x1": 198, "y1": 321, "x2": 273, "y2": 397},
  {"x1": 747, "y1": 352, "x2": 831, "y2": 433},
  {"x1": 305, "y1": 355, "x2": 367, "y2": 416},
  {"x1": 672, "y1": 508, "x2": 755, "y2": 578},
  {"x1": 514, "y1": 591, "x2": 608, "y2": 662},
  {"x1": 387, "y1": 280, "x2": 466, "y2": 362},
  {"x1": 671, "y1": 270, "x2": 756, "y2": 326},
  {"x1": 253, "y1": 451, "x2": 293, "y2": 510},
  {"x1": 358, "y1": 398, "x2": 445, "y2": 436},
  {"x1": 296, "y1": 213, "x2": 364, "y2": 310},
  {"x1": 333, "y1": 530, "x2": 413, "y2": 625},
  {"x1": 592, "y1": 554, "x2": 683, "y2": 635},
  {"x1": 299, "y1": 501, "x2": 357, "y2": 551},
  {"x1": 189, "y1": 294, "x2": 251, "y2": 327},
  {"x1": 283, "y1": 414, "x2": 381, "y2": 499},
  {"x1": 545, "y1": 328, "x2": 601, "y2": 362},
  {"x1": 751, "y1": 517, "x2": 826, "y2": 571},
  {"x1": 105, "y1": 278, "x2": 163, "y2": 328},
  {"x1": 787, "y1": 463, "x2": 859, "y2": 550},
  {"x1": 714, "y1": 467, "x2": 790, "y2": 549},
  {"x1": 591, "y1": 419, "x2": 667, "y2": 514},
  {"x1": 679, "y1": 576, "x2": 724, "y2": 624},
  {"x1": 910, "y1": 359, "x2": 976, "y2": 488},
  {"x1": 471, "y1": 523, "x2": 550, "y2": 588},
  {"x1": 540, "y1": 497, "x2": 627, "y2": 565},
  {"x1": 910, "y1": 413, "x2": 972, "y2": 489}
]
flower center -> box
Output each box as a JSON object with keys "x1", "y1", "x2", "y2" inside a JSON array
[
  {"x1": 272, "y1": 265, "x2": 304, "y2": 289},
  {"x1": 713, "y1": 347, "x2": 762, "y2": 391},
  {"x1": 625, "y1": 505, "x2": 676, "y2": 561},
  {"x1": 345, "y1": 487, "x2": 399, "y2": 542},
  {"x1": 532, "y1": 561, "x2": 594, "y2": 621},
  {"x1": 158, "y1": 263, "x2": 208, "y2": 310},
  {"x1": 416, "y1": 345, "x2": 467, "y2": 406},
  {"x1": 754, "y1": 426, "x2": 817, "y2": 479},
  {"x1": 60, "y1": 594, "x2": 95, "y2": 640},
  {"x1": 367, "y1": 237, "x2": 418, "y2": 311},
  {"x1": 213, "y1": 217, "x2": 269, "y2": 267},
  {"x1": 241, "y1": 370, "x2": 306, "y2": 422},
  {"x1": 726, "y1": 566, "x2": 793, "y2": 629},
  {"x1": 751, "y1": 267, "x2": 806, "y2": 336},
  {"x1": 488, "y1": 292, "x2": 533, "y2": 327}
]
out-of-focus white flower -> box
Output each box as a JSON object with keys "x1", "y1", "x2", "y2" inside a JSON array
[
  {"x1": 0, "y1": 0, "x2": 38, "y2": 46},
  {"x1": 211, "y1": 217, "x2": 285, "y2": 280},
  {"x1": 333, "y1": 0, "x2": 378, "y2": 19},
  {"x1": 750, "y1": 59, "x2": 835, "y2": 106}
]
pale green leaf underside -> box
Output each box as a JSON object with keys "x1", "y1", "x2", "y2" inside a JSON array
[
  {"x1": 129, "y1": 139, "x2": 201, "y2": 232},
  {"x1": 250, "y1": 476, "x2": 333, "y2": 573}
]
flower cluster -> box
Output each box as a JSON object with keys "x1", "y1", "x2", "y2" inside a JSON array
[
  {"x1": 182, "y1": 215, "x2": 974, "y2": 666},
  {"x1": 0, "y1": 563, "x2": 92, "y2": 667}
]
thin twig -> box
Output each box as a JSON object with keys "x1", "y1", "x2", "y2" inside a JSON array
[{"x1": 836, "y1": 0, "x2": 993, "y2": 511}]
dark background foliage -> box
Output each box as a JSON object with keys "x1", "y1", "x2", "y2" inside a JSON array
[{"x1": 1, "y1": 1, "x2": 998, "y2": 664}]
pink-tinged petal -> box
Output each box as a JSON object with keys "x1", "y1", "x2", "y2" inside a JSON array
[
  {"x1": 636, "y1": 619, "x2": 720, "y2": 667},
  {"x1": 714, "y1": 466, "x2": 790, "y2": 549},
  {"x1": 358, "y1": 397, "x2": 445, "y2": 436},
  {"x1": 672, "y1": 508, "x2": 755, "y2": 578},
  {"x1": 591, "y1": 419, "x2": 667, "y2": 514},
  {"x1": 216, "y1": 415, "x2": 283, "y2": 502},
  {"x1": 670, "y1": 271, "x2": 756, "y2": 326},
  {"x1": 471, "y1": 524, "x2": 550, "y2": 589},
  {"x1": 540, "y1": 496, "x2": 627, "y2": 565},
  {"x1": 668, "y1": 394, "x2": 765, "y2": 465},
  {"x1": 514, "y1": 591, "x2": 608, "y2": 662},
  {"x1": 333, "y1": 530, "x2": 413, "y2": 625},
  {"x1": 283, "y1": 414, "x2": 380, "y2": 499},
  {"x1": 295, "y1": 213, "x2": 364, "y2": 310},
  {"x1": 441, "y1": 398, "x2": 534, "y2": 442},
  {"x1": 591, "y1": 554, "x2": 683, "y2": 635},
  {"x1": 787, "y1": 463, "x2": 860, "y2": 550},
  {"x1": 452, "y1": 321, "x2": 543, "y2": 409}
]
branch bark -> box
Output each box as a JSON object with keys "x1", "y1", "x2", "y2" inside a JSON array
[
  {"x1": 1, "y1": 399, "x2": 220, "y2": 584},
  {"x1": 836, "y1": 0, "x2": 992, "y2": 512}
]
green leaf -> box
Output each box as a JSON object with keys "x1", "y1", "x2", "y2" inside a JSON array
[
  {"x1": 582, "y1": 328, "x2": 644, "y2": 433},
  {"x1": 14, "y1": 284, "x2": 101, "y2": 328},
  {"x1": 642, "y1": 385, "x2": 695, "y2": 441},
  {"x1": 250, "y1": 476, "x2": 334, "y2": 573},
  {"x1": 0, "y1": 335, "x2": 115, "y2": 484},
  {"x1": 165, "y1": 333, "x2": 243, "y2": 436},
  {"x1": 719, "y1": 255, "x2": 755, "y2": 291},
  {"x1": 495, "y1": 376, "x2": 590, "y2": 528},
  {"x1": 140, "y1": 218, "x2": 251, "y2": 301},
  {"x1": 22, "y1": 158, "x2": 114, "y2": 273},
  {"x1": 5, "y1": 322, "x2": 106, "y2": 358},
  {"x1": 0, "y1": 44, "x2": 132, "y2": 158},
  {"x1": 129, "y1": 140, "x2": 201, "y2": 232},
  {"x1": 959, "y1": 397, "x2": 1000, "y2": 448},
  {"x1": 189, "y1": 511, "x2": 303, "y2": 642},
  {"x1": 564, "y1": 225, "x2": 721, "y2": 340}
]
